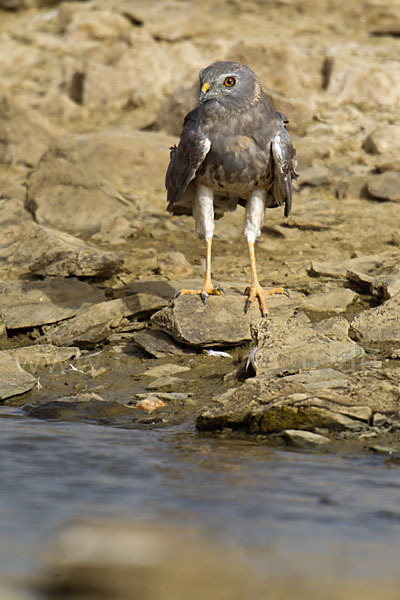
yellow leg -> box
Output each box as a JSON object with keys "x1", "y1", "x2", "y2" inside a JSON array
[
  {"x1": 175, "y1": 238, "x2": 224, "y2": 305},
  {"x1": 244, "y1": 241, "x2": 289, "y2": 317}
]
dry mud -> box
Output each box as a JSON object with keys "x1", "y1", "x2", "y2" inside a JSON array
[{"x1": 0, "y1": 0, "x2": 400, "y2": 457}]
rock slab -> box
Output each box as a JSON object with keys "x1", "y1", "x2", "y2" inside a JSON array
[
  {"x1": 351, "y1": 295, "x2": 400, "y2": 342},
  {"x1": 250, "y1": 318, "x2": 364, "y2": 376},
  {"x1": 0, "y1": 352, "x2": 36, "y2": 400}
]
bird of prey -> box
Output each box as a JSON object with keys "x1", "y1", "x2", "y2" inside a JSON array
[{"x1": 165, "y1": 60, "x2": 298, "y2": 317}]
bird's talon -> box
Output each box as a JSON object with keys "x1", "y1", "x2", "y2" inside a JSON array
[
  {"x1": 200, "y1": 291, "x2": 208, "y2": 305},
  {"x1": 244, "y1": 299, "x2": 251, "y2": 314},
  {"x1": 216, "y1": 286, "x2": 226, "y2": 295},
  {"x1": 174, "y1": 290, "x2": 181, "y2": 299},
  {"x1": 283, "y1": 288, "x2": 290, "y2": 298}
]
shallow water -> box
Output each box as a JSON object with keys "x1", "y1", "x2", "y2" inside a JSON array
[{"x1": 1, "y1": 407, "x2": 400, "y2": 591}]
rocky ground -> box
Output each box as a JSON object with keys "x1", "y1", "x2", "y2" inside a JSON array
[{"x1": 0, "y1": 0, "x2": 400, "y2": 460}]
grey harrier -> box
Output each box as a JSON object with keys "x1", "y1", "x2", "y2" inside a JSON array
[{"x1": 165, "y1": 60, "x2": 298, "y2": 317}]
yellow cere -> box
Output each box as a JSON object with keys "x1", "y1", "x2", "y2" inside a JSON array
[{"x1": 201, "y1": 82, "x2": 210, "y2": 93}]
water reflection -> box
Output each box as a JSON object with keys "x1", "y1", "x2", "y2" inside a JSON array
[{"x1": 0, "y1": 410, "x2": 400, "y2": 590}]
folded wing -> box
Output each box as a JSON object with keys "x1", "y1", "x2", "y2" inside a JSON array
[{"x1": 166, "y1": 108, "x2": 211, "y2": 212}]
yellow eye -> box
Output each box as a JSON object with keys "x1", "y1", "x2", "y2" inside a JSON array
[{"x1": 224, "y1": 76, "x2": 236, "y2": 87}]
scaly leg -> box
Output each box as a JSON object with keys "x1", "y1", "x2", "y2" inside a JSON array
[
  {"x1": 243, "y1": 190, "x2": 288, "y2": 317},
  {"x1": 176, "y1": 237, "x2": 224, "y2": 304},
  {"x1": 175, "y1": 185, "x2": 223, "y2": 305},
  {"x1": 244, "y1": 240, "x2": 288, "y2": 317}
]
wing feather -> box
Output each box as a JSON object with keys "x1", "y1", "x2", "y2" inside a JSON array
[
  {"x1": 165, "y1": 108, "x2": 210, "y2": 212},
  {"x1": 271, "y1": 124, "x2": 298, "y2": 218}
]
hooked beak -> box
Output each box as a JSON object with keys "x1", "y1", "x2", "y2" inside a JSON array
[{"x1": 199, "y1": 81, "x2": 210, "y2": 104}]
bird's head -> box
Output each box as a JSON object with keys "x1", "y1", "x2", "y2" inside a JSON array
[{"x1": 198, "y1": 61, "x2": 261, "y2": 107}]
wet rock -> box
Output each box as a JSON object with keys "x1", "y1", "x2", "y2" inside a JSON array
[
  {"x1": 0, "y1": 96, "x2": 60, "y2": 167},
  {"x1": 143, "y1": 364, "x2": 190, "y2": 378},
  {"x1": 0, "y1": 351, "x2": 36, "y2": 400},
  {"x1": 312, "y1": 316, "x2": 350, "y2": 340},
  {"x1": 157, "y1": 251, "x2": 193, "y2": 278},
  {"x1": 350, "y1": 295, "x2": 400, "y2": 342},
  {"x1": 132, "y1": 329, "x2": 192, "y2": 358},
  {"x1": 8, "y1": 344, "x2": 80, "y2": 368},
  {"x1": 23, "y1": 393, "x2": 135, "y2": 422},
  {"x1": 136, "y1": 397, "x2": 167, "y2": 413},
  {"x1": 282, "y1": 429, "x2": 331, "y2": 449},
  {"x1": 0, "y1": 279, "x2": 105, "y2": 330},
  {"x1": 147, "y1": 376, "x2": 182, "y2": 390},
  {"x1": 303, "y1": 288, "x2": 357, "y2": 313},
  {"x1": 43, "y1": 295, "x2": 166, "y2": 347},
  {"x1": 363, "y1": 125, "x2": 400, "y2": 155},
  {"x1": 249, "y1": 318, "x2": 364, "y2": 377},
  {"x1": 5, "y1": 221, "x2": 126, "y2": 278},
  {"x1": 196, "y1": 376, "x2": 368, "y2": 435},
  {"x1": 151, "y1": 290, "x2": 297, "y2": 347},
  {"x1": 367, "y1": 172, "x2": 400, "y2": 202}
]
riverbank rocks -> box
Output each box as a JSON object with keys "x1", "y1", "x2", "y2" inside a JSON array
[
  {"x1": 23, "y1": 393, "x2": 135, "y2": 423},
  {"x1": 4, "y1": 221, "x2": 127, "y2": 278},
  {"x1": 302, "y1": 288, "x2": 357, "y2": 313},
  {"x1": 367, "y1": 172, "x2": 400, "y2": 203},
  {"x1": 0, "y1": 279, "x2": 105, "y2": 330},
  {"x1": 0, "y1": 351, "x2": 36, "y2": 400},
  {"x1": 247, "y1": 318, "x2": 364, "y2": 377},
  {"x1": 151, "y1": 289, "x2": 300, "y2": 347},
  {"x1": 196, "y1": 365, "x2": 399, "y2": 436},
  {"x1": 43, "y1": 295, "x2": 167, "y2": 347},
  {"x1": 351, "y1": 295, "x2": 400, "y2": 342}
]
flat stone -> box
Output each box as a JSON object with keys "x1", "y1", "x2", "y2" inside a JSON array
[
  {"x1": 312, "y1": 316, "x2": 350, "y2": 340},
  {"x1": 367, "y1": 172, "x2": 400, "y2": 202},
  {"x1": 283, "y1": 368, "x2": 348, "y2": 391},
  {"x1": 43, "y1": 295, "x2": 165, "y2": 347},
  {"x1": 363, "y1": 125, "x2": 400, "y2": 155},
  {"x1": 143, "y1": 364, "x2": 190, "y2": 377},
  {"x1": 5, "y1": 221, "x2": 126, "y2": 278},
  {"x1": 282, "y1": 429, "x2": 331, "y2": 448},
  {"x1": 196, "y1": 367, "x2": 382, "y2": 436},
  {"x1": 23, "y1": 393, "x2": 135, "y2": 422},
  {"x1": 250, "y1": 318, "x2": 364, "y2": 377},
  {"x1": 0, "y1": 351, "x2": 36, "y2": 400},
  {"x1": 0, "y1": 279, "x2": 105, "y2": 330},
  {"x1": 303, "y1": 288, "x2": 357, "y2": 313},
  {"x1": 308, "y1": 253, "x2": 395, "y2": 280},
  {"x1": 8, "y1": 344, "x2": 80, "y2": 367},
  {"x1": 132, "y1": 330, "x2": 192, "y2": 358},
  {"x1": 146, "y1": 376, "x2": 182, "y2": 390},
  {"x1": 350, "y1": 295, "x2": 400, "y2": 342},
  {"x1": 151, "y1": 290, "x2": 295, "y2": 347}
]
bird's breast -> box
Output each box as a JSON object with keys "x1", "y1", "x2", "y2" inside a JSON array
[{"x1": 197, "y1": 133, "x2": 272, "y2": 196}]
